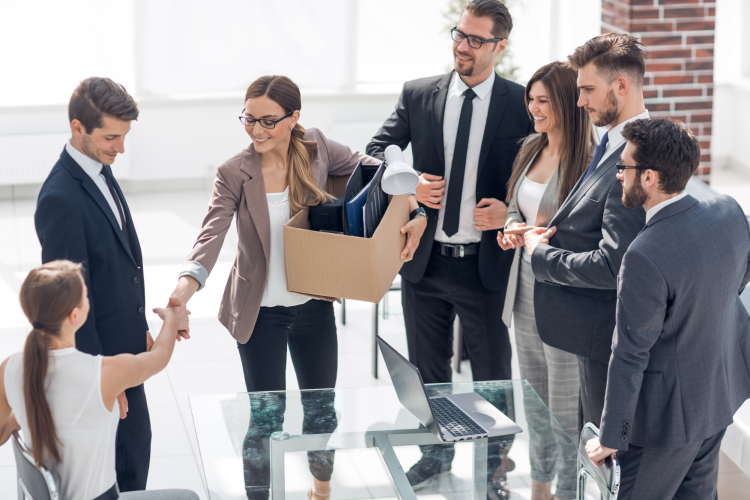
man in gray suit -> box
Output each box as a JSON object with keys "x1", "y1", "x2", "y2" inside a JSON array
[
  {"x1": 586, "y1": 118, "x2": 750, "y2": 499},
  {"x1": 524, "y1": 34, "x2": 647, "y2": 429}
]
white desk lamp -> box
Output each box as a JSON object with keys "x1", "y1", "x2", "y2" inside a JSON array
[{"x1": 382, "y1": 145, "x2": 420, "y2": 195}]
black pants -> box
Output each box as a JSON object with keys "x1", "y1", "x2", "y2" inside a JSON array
[
  {"x1": 115, "y1": 384, "x2": 151, "y2": 491},
  {"x1": 237, "y1": 299, "x2": 338, "y2": 500},
  {"x1": 401, "y1": 250, "x2": 513, "y2": 466},
  {"x1": 577, "y1": 355, "x2": 608, "y2": 432}
]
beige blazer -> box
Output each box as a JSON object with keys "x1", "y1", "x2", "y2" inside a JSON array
[
  {"x1": 186, "y1": 128, "x2": 372, "y2": 343},
  {"x1": 501, "y1": 147, "x2": 561, "y2": 327}
]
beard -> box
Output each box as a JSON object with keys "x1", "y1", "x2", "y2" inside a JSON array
[
  {"x1": 81, "y1": 134, "x2": 110, "y2": 165},
  {"x1": 455, "y1": 50, "x2": 475, "y2": 77},
  {"x1": 592, "y1": 89, "x2": 620, "y2": 127},
  {"x1": 622, "y1": 174, "x2": 648, "y2": 208}
]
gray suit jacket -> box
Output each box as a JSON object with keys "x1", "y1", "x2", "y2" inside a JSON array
[
  {"x1": 600, "y1": 195, "x2": 750, "y2": 450},
  {"x1": 530, "y1": 143, "x2": 646, "y2": 361}
]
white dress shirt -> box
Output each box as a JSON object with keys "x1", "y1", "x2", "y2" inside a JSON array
[
  {"x1": 597, "y1": 109, "x2": 650, "y2": 168},
  {"x1": 645, "y1": 191, "x2": 687, "y2": 224},
  {"x1": 434, "y1": 71, "x2": 495, "y2": 244},
  {"x1": 65, "y1": 141, "x2": 124, "y2": 229}
]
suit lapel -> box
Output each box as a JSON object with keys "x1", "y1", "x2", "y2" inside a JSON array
[
  {"x1": 104, "y1": 165, "x2": 141, "y2": 266},
  {"x1": 430, "y1": 73, "x2": 452, "y2": 177},
  {"x1": 239, "y1": 151, "x2": 271, "y2": 264},
  {"x1": 477, "y1": 75, "x2": 508, "y2": 180},
  {"x1": 60, "y1": 152, "x2": 137, "y2": 265},
  {"x1": 548, "y1": 143, "x2": 625, "y2": 227}
]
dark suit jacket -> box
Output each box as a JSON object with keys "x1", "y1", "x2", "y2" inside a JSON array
[
  {"x1": 366, "y1": 71, "x2": 534, "y2": 292},
  {"x1": 35, "y1": 148, "x2": 149, "y2": 356},
  {"x1": 600, "y1": 195, "x2": 750, "y2": 450},
  {"x1": 531, "y1": 144, "x2": 645, "y2": 361}
]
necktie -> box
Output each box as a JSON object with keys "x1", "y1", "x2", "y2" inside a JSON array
[
  {"x1": 442, "y1": 88, "x2": 477, "y2": 237},
  {"x1": 580, "y1": 131, "x2": 609, "y2": 184},
  {"x1": 101, "y1": 166, "x2": 131, "y2": 249}
]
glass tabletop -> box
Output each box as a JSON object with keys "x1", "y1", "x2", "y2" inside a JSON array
[{"x1": 190, "y1": 380, "x2": 614, "y2": 500}]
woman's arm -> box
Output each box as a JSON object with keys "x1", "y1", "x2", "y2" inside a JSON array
[
  {"x1": 0, "y1": 357, "x2": 19, "y2": 446},
  {"x1": 100, "y1": 306, "x2": 189, "y2": 412}
]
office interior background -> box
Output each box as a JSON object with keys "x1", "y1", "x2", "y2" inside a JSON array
[{"x1": 1, "y1": 0, "x2": 750, "y2": 498}]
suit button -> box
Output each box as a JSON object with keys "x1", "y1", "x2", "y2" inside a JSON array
[
  {"x1": 624, "y1": 421, "x2": 630, "y2": 426},
  {"x1": 138, "y1": 306, "x2": 144, "y2": 314},
  {"x1": 133, "y1": 277, "x2": 139, "y2": 284},
  {"x1": 621, "y1": 436, "x2": 627, "y2": 441}
]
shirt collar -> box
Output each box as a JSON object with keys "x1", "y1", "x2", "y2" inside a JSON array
[
  {"x1": 65, "y1": 141, "x2": 103, "y2": 180},
  {"x1": 452, "y1": 70, "x2": 495, "y2": 101},
  {"x1": 646, "y1": 191, "x2": 688, "y2": 223},
  {"x1": 606, "y1": 109, "x2": 650, "y2": 151}
]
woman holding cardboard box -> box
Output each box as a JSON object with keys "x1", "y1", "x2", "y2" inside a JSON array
[{"x1": 170, "y1": 75, "x2": 425, "y2": 500}]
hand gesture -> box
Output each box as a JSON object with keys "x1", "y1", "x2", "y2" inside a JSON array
[
  {"x1": 524, "y1": 226, "x2": 556, "y2": 258},
  {"x1": 585, "y1": 437, "x2": 617, "y2": 467},
  {"x1": 400, "y1": 215, "x2": 427, "y2": 261},
  {"x1": 167, "y1": 296, "x2": 191, "y2": 341},
  {"x1": 473, "y1": 198, "x2": 508, "y2": 231},
  {"x1": 415, "y1": 174, "x2": 446, "y2": 209},
  {"x1": 153, "y1": 304, "x2": 190, "y2": 337},
  {"x1": 497, "y1": 222, "x2": 526, "y2": 250}
]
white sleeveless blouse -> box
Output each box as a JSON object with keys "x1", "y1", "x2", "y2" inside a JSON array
[{"x1": 4, "y1": 348, "x2": 120, "y2": 500}]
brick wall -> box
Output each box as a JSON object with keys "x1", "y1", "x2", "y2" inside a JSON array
[{"x1": 602, "y1": 0, "x2": 715, "y2": 181}]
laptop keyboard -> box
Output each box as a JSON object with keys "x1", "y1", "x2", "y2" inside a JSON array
[{"x1": 430, "y1": 397, "x2": 487, "y2": 437}]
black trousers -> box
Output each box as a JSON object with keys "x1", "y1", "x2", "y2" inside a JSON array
[
  {"x1": 115, "y1": 384, "x2": 151, "y2": 491},
  {"x1": 237, "y1": 299, "x2": 338, "y2": 500},
  {"x1": 401, "y1": 249, "x2": 513, "y2": 466},
  {"x1": 577, "y1": 355, "x2": 608, "y2": 432}
]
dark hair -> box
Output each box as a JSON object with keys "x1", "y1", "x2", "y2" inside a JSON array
[
  {"x1": 568, "y1": 33, "x2": 645, "y2": 88},
  {"x1": 463, "y1": 0, "x2": 513, "y2": 39},
  {"x1": 69, "y1": 77, "x2": 139, "y2": 133},
  {"x1": 622, "y1": 118, "x2": 701, "y2": 194},
  {"x1": 507, "y1": 62, "x2": 595, "y2": 205},
  {"x1": 245, "y1": 75, "x2": 333, "y2": 215},
  {"x1": 19, "y1": 260, "x2": 85, "y2": 466}
]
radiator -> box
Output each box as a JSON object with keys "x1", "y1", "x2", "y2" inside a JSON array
[{"x1": 0, "y1": 133, "x2": 70, "y2": 185}]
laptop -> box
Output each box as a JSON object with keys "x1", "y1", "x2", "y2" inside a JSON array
[{"x1": 377, "y1": 336, "x2": 522, "y2": 442}]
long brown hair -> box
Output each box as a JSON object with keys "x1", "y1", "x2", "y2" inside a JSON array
[
  {"x1": 506, "y1": 62, "x2": 595, "y2": 206},
  {"x1": 19, "y1": 260, "x2": 85, "y2": 466},
  {"x1": 245, "y1": 76, "x2": 334, "y2": 215}
]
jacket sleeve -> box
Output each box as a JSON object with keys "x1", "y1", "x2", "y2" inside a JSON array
[
  {"x1": 600, "y1": 247, "x2": 667, "y2": 450},
  {"x1": 35, "y1": 194, "x2": 102, "y2": 353},
  {"x1": 316, "y1": 129, "x2": 377, "y2": 178},
  {"x1": 366, "y1": 82, "x2": 411, "y2": 161},
  {"x1": 741, "y1": 215, "x2": 750, "y2": 294},
  {"x1": 530, "y1": 175, "x2": 645, "y2": 289},
  {"x1": 505, "y1": 195, "x2": 520, "y2": 229}
]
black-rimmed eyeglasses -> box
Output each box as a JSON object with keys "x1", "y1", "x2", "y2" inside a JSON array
[
  {"x1": 451, "y1": 27, "x2": 505, "y2": 49},
  {"x1": 239, "y1": 109, "x2": 294, "y2": 129},
  {"x1": 616, "y1": 159, "x2": 660, "y2": 174}
]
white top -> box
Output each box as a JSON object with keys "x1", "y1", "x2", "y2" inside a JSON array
[
  {"x1": 65, "y1": 141, "x2": 124, "y2": 229},
  {"x1": 435, "y1": 71, "x2": 495, "y2": 244},
  {"x1": 646, "y1": 191, "x2": 688, "y2": 223},
  {"x1": 4, "y1": 348, "x2": 120, "y2": 500},
  {"x1": 517, "y1": 176, "x2": 549, "y2": 263},
  {"x1": 596, "y1": 109, "x2": 651, "y2": 168},
  {"x1": 261, "y1": 187, "x2": 310, "y2": 308}
]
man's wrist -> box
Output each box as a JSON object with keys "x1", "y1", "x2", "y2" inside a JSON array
[{"x1": 410, "y1": 207, "x2": 426, "y2": 221}]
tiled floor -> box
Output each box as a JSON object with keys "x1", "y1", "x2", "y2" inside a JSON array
[{"x1": 0, "y1": 166, "x2": 749, "y2": 499}]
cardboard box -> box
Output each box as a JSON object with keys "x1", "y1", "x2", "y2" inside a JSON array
[{"x1": 284, "y1": 194, "x2": 409, "y2": 303}]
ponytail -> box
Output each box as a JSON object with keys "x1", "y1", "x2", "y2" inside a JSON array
[{"x1": 19, "y1": 260, "x2": 84, "y2": 466}]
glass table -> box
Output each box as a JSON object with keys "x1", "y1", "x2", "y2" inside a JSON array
[{"x1": 190, "y1": 380, "x2": 615, "y2": 500}]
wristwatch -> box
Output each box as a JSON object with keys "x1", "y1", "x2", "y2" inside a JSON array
[{"x1": 410, "y1": 207, "x2": 427, "y2": 221}]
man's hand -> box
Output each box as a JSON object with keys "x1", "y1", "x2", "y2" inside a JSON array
[
  {"x1": 415, "y1": 173, "x2": 446, "y2": 209},
  {"x1": 524, "y1": 226, "x2": 556, "y2": 258},
  {"x1": 400, "y1": 215, "x2": 427, "y2": 261},
  {"x1": 146, "y1": 331, "x2": 154, "y2": 352},
  {"x1": 585, "y1": 437, "x2": 617, "y2": 467},
  {"x1": 497, "y1": 222, "x2": 526, "y2": 250},
  {"x1": 473, "y1": 198, "x2": 508, "y2": 231},
  {"x1": 167, "y1": 296, "x2": 191, "y2": 341},
  {"x1": 117, "y1": 392, "x2": 128, "y2": 419}
]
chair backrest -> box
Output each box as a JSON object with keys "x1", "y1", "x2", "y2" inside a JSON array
[
  {"x1": 11, "y1": 431, "x2": 59, "y2": 500},
  {"x1": 578, "y1": 423, "x2": 620, "y2": 499}
]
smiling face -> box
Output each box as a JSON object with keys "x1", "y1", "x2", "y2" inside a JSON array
[
  {"x1": 453, "y1": 12, "x2": 506, "y2": 83},
  {"x1": 577, "y1": 63, "x2": 621, "y2": 128},
  {"x1": 243, "y1": 95, "x2": 299, "y2": 155},
  {"x1": 527, "y1": 81, "x2": 558, "y2": 135},
  {"x1": 71, "y1": 115, "x2": 131, "y2": 165}
]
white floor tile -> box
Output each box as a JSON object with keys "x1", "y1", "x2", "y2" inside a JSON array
[
  {"x1": 147, "y1": 455, "x2": 208, "y2": 500},
  {"x1": 150, "y1": 406, "x2": 194, "y2": 457},
  {"x1": 168, "y1": 359, "x2": 247, "y2": 406},
  {"x1": 145, "y1": 369, "x2": 179, "y2": 408}
]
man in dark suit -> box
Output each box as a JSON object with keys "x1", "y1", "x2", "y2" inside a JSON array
[
  {"x1": 524, "y1": 34, "x2": 647, "y2": 430},
  {"x1": 34, "y1": 78, "x2": 181, "y2": 490},
  {"x1": 367, "y1": 0, "x2": 533, "y2": 490},
  {"x1": 585, "y1": 118, "x2": 750, "y2": 498}
]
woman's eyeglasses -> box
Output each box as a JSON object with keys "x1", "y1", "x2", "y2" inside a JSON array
[
  {"x1": 239, "y1": 109, "x2": 294, "y2": 129},
  {"x1": 616, "y1": 159, "x2": 660, "y2": 174}
]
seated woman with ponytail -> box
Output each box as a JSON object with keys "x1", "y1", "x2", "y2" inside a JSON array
[
  {"x1": 0, "y1": 260, "x2": 198, "y2": 500},
  {"x1": 169, "y1": 75, "x2": 426, "y2": 500}
]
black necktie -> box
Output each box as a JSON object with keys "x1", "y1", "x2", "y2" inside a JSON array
[
  {"x1": 442, "y1": 88, "x2": 477, "y2": 237},
  {"x1": 580, "y1": 131, "x2": 609, "y2": 183},
  {"x1": 100, "y1": 166, "x2": 130, "y2": 248}
]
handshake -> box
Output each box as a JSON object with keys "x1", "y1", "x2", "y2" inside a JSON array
[{"x1": 147, "y1": 295, "x2": 192, "y2": 351}]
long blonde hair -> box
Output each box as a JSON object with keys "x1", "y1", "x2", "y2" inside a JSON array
[{"x1": 245, "y1": 76, "x2": 334, "y2": 215}]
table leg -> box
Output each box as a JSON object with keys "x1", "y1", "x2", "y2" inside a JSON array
[
  {"x1": 373, "y1": 433, "x2": 418, "y2": 500},
  {"x1": 269, "y1": 437, "x2": 286, "y2": 500},
  {"x1": 473, "y1": 438, "x2": 488, "y2": 500}
]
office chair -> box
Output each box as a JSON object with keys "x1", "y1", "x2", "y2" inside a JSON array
[
  {"x1": 577, "y1": 423, "x2": 619, "y2": 500},
  {"x1": 11, "y1": 431, "x2": 59, "y2": 500}
]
